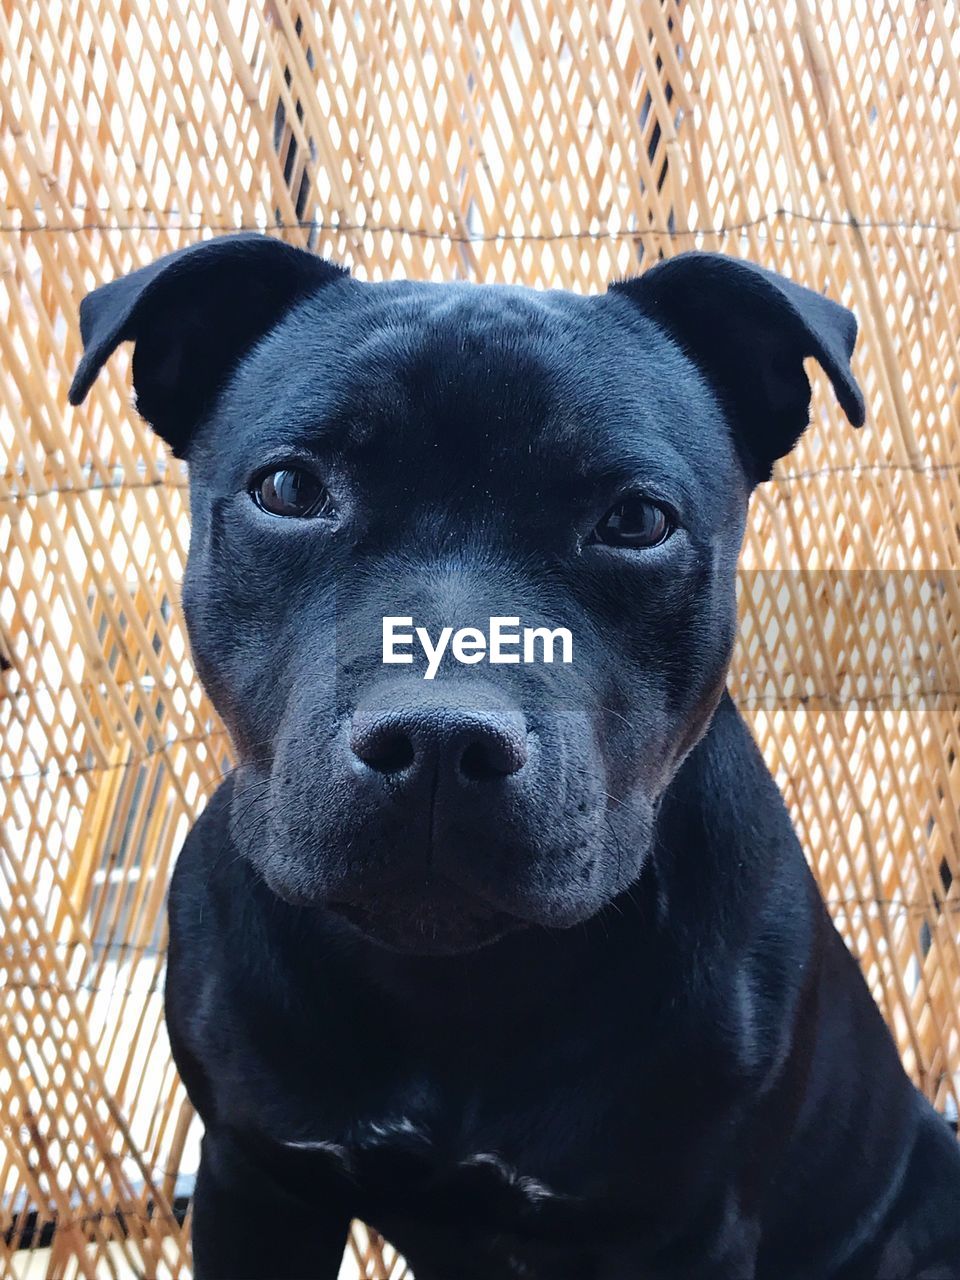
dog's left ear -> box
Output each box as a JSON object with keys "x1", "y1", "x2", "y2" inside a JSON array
[
  {"x1": 610, "y1": 251, "x2": 865, "y2": 482},
  {"x1": 68, "y1": 233, "x2": 348, "y2": 458}
]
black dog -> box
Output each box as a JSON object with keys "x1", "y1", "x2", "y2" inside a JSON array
[{"x1": 70, "y1": 236, "x2": 960, "y2": 1279}]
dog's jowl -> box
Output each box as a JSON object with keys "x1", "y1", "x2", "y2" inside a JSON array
[{"x1": 70, "y1": 235, "x2": 960, "y2": 1279}]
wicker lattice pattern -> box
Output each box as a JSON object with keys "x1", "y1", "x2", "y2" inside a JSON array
[{"x1": 2, "y1": 1, "x2": 959, "y2": 1276}]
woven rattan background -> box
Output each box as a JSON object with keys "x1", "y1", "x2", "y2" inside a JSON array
[{"x1": 2, "y1": 1, "x2": 960, "y2": 1275}]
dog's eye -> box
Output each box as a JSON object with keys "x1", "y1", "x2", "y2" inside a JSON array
[
  {"x1": 252, "y1": 469, "x2": 335, "y2": 519},
  {"x1": 590, "y1": 496, "x2": 673, "y2": 549}
]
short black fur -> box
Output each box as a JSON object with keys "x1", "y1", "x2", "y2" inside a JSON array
[{"x1": 71, "y1": 236, "x2": 960, "y2": 1279}]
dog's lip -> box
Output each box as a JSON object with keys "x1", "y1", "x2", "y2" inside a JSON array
[
  {"x1": 327, "y1": 871, "x2": 510, "y2": 915},
  {"x1": 324, "y1": 875, "x2": 524, "y2": 953}
]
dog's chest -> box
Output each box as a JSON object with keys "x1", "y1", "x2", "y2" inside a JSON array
[
  {"x1": 284, "y1": 1110, "x2": 571, "y2": 1210},
  {"x1": 281, "y1": 1112, "x2": 619, "y2": 1278}
]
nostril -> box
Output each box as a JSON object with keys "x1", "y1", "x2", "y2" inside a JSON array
[
  {"x1": 458, "y1": 731, "x2": 527, "y2": 781},
  {"x1": 370, "y1": 732, "x2": 416, "y2": 773},
  {"x1": 350, "y1": 698, "x2": 528, "y2": 782},
  {"x1": 352, "y1": 726, "x2": 415, "y2": 774}
]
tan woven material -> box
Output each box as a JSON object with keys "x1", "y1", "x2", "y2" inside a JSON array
[{"x1": 2, "y1": 1, "x2": 959, "y2": 1275}]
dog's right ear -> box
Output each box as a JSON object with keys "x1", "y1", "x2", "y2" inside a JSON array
[{"x1": 68, "y1": 233, "x2": 348, "y2": 458}]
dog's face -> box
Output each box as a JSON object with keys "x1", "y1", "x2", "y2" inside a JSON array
[
  {"x1": 71, "y1": 237, "x2": 863, "y2": 954},
  {"x1": 181, "y1": 283, "x2": 749, "y2": 952}
]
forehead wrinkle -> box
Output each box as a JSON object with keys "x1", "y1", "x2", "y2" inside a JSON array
[
  {"x1": 579, "y1": 437, "x2": 700, "y2": 511},
  {"x1": 230, "y1": 276, "x2": 606, "y2": 451},
  {"x1": 339, "y1": 278, "x2": 593, "y2": 398},
  {"x1": 235, "y1": 338, "x2": 416, "y2": 455},
  {"x1": 343, "y1": 321, "x2": 576, "y2": 451}
]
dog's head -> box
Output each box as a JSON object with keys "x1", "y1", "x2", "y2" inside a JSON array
[{"x1": 71, "y1": 235, "x2": 863, "y2": 954}]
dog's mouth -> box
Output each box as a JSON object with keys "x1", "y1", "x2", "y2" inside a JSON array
[{"x1": 326, "y1": 879, "x2": 524, "y2": 955}]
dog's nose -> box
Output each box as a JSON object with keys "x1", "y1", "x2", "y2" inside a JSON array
[{"x1": 350, "y1": 691, "x2": 528, "y2": 782}]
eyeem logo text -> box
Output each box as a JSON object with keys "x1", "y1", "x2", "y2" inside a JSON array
[{"x1": 383, "y1": 616, "x2": 573, "y2": 680}]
